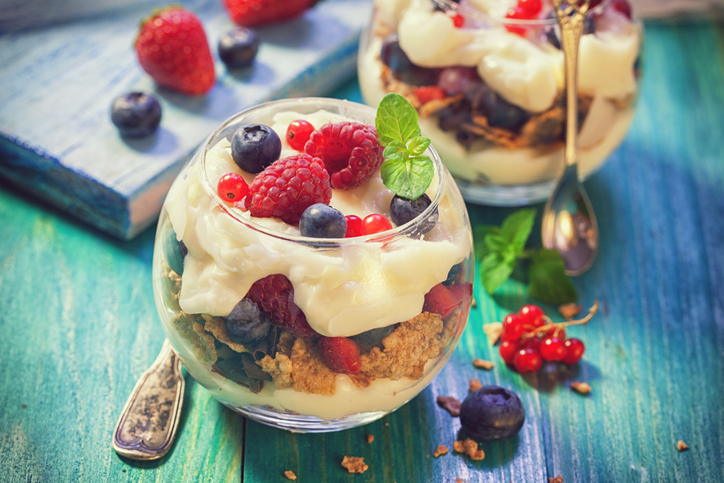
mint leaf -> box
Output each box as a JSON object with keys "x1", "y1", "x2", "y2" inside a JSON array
[
  {"x1": 528, "y1": 249, "x2": 578, "y2": 304},
  {"x1": 375, "y1": 93, "x2": 421, "y2": 146},
  {"x1": 408, "y1": 136, "x2": 430, "y2": 156},
  {"x1": 480, "y1": 251, "x2": 516, "y2": 294},
  {"x1": 383, "y1": 140, "x2": 407, "y2": 160},
  {"x1": 474, "y1": 225, "x2": 501, "y2": 259},
  {"x1": 500, "y1": 208, "x2": 536, "y2": 254},
  {"x1": 380, "y1": 154, "x2": 434, "y2": 200}
]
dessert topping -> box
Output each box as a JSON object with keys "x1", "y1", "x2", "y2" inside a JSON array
[
  {"x1": 247, "y1": 274, "x2": 320, "y2": 339},
  {"x1": 344, "y1": 215, "x2": 363, "y2": 237},
  {"x1": 299, "y1": 204, "x2": 347, "y2": 238},
  {"x1": 225, "y1": 298, "x2": 272, "y2": 345},
  {"x1": 318, "y1": 337, "x2": 362, "y2": 375},
  {"x1": 231, "y1": 124, "x2": 282, "y2": 174},
  {"x1": 360, "y1": 213, "x2": 393, "y2": 235},
  {"x1": 243, "y1": 154, "x2": 331, "y2": 224},
  {"x1": 217, "y1": 173, "x2": 249, "y2": 205},
  {"x1": 286, "y1": 119, "x2": 315, "y2": 151}
]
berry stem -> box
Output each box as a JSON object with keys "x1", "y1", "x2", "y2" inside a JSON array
[{"x1": 521, "y1": 301, "x2": 598, "y2": 340}]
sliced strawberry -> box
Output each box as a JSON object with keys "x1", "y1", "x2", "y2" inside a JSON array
[
  {"x1": 318, "y1": 337, "x2": 361, "y2": 374},
  {"x1": 423, "y1": 283, "x2": 463, "y2": 318}
]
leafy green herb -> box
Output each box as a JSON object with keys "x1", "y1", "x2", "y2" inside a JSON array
[
  {"x1": 474, "y1": 209, "x2": 578, "y2": 305},
  {"x1": 375, "y1": 93, "x2": 434, "y2": 200}
]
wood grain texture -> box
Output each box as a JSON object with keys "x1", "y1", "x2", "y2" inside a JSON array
[
  {"x1": 1, "y1": 19, "x2": 724, "y2": 483},
  {"x1": 0, "y1": 0, "x2": 370, "y2": 240}
]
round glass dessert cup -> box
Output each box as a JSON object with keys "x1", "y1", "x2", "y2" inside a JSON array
[
  {"x1": 358, "y1": 0, "x2": 643, "y2": 205},
  {"x1": 152, "y1": 97, "x2": 474, "y2": 432}
]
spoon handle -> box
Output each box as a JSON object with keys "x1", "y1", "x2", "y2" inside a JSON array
[
  {"x1": 112, "y1": 339, "x2": 185, "y2": 460},
  {"x1": 553, "y1": 0, "x2": 589, "y2": 167}
]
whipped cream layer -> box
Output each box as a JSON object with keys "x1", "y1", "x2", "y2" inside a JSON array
[{"x1": 164, "y1": 109, "x2": 470, "y2": 337}]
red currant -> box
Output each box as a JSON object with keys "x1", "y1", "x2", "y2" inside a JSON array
[
  {"x1": 361, "y1": 214, "x2": 393, "y2": 235},
  {"x1": 562, "y1": 338, "x2": 585, "y2": 364},
  {"x1": 518, "y1": 0, "x2": 542, "y2": 15},
  {"x1": 217, "y1": 173, "x2": 248, "y2": 205},
  {"x1": 612, "y1": 0, "x2": 632, "y2": 19},
  {"x1": 519, "y1": 304, "x2": 545, "y2": 330},
  {"x1": 502, "y1": 313, "x2": 524, "y2": 342},
  {"x1": 286, "y1": 120, "x2": 315, "y2": 151},
  {"x1": 540, "y1": 336, "x2": 567, "y2": 361},
  {"x1": 521, "y1": 335, "x2": 541, "y2": 352},
  {"x1": 499, "y1": 340, "x2": 520, "y2": 364},
  {"x1": 505, "y1": 7, "x2": 534, "y2": 36},
  {"x1": 345, "y1": 215, "x2": 362, "y2": 238},
  {"x1": 514, "y1": 348, "x2": 543, "y2": 373},
  {"x1": 447, "y1": 11, "x2": 464, "y2": 28}
]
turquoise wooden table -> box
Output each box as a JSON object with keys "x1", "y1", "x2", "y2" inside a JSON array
[{"x1": 1, "y1": 19, "x2": 723, "y2": 483}]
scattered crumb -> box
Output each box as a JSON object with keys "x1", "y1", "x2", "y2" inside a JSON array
[
  {"x1": 366, "y1": 434, "x2": 374, "y2": 444},
  {"x1": 559, "y1": 303, "x2": 582, "y2": 319},
  {"x1": 433, "y1": 444, "x2": 449, "y2": 458},
  {"x1": 472, "y1": 359, "x2": 494, "y2": 370},
  {"x1": 469, "y1": 378, "x2": 483, "y2": 393},
  {"x1": 284, "y1": 470, "x2": 297, "y2": 480},
  {"x1": 436, "y1": 396, "x2": 461, "y2": 417},
  {"x1": 549, "y1": 476, "x2": 563, "y2": 483},
  {"x1": 571, "y1": 381, "x2": 592, "y2": 395},
  {"x1": 453, "y1": 438, "x2": 485, "y2": 461},
  {"x1": 341, "y1": 456, "x2": 368, "y2": 474},
  {"x1": 677, "y1": 440, "x2": 689, "y2": 452},
  {"x1": 21, "y1": 404, "x2": 26, "y2": 409},
  {"x1": 456, "y1": 479, "x2": 465, "y2": 483},
  {"x1": 471, "y1": 297, "x2": 477, "y2": 308},
  {"x1": 483, "y1": 322, "x2": 503, "y2": 345}
]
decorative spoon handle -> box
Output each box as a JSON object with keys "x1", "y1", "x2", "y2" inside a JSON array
[{"x1": 112, "y1": 339, "x2": 185, "y2": 460}]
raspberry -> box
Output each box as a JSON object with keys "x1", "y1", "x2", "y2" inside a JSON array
[
  {"x1": 318, "y1": 337, "x2": 361, "y2": 374},
  {"x1": 304, "y1": 122, "x2": 383, "y2": 190},
  {"x1": 243, "y1": 153, "x2": 332, "y2": 224},
  {"x1": 246, "y1": 274, "x2": 319, "y2": 339}
]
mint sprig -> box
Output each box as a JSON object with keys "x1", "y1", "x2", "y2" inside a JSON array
[
  {"x1": 375, "y1": 93, "x2": 434, "y2": 199},
  {"x1": 474, "y1": 209, "x2": 578, "y2": 305}
]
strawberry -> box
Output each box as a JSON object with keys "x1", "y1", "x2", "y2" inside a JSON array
[
  {"x1": 135, "y1": 7, "x2": 216, "y2": 95},
  {"x1": 223, "y1": 0, "x2": 318, "y2": 27},
  {"x1": 423, "y1": 283, "x2": 463, "y2": 318},
  {"x1": 318, "y1": 337, "x2": 361, "y2": 374}
]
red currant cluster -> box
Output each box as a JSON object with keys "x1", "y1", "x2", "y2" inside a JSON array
[{"x1": 498, "y1": 304, "x2": 587, "y2": 374}]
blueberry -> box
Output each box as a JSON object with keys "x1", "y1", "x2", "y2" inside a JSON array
[
  {"x1": 231, "y1": 124, "x2": 282, "y2": 173},
  {"x1": 164, "y1": 229, "x2": 185, "y2": 276},
  {"x1": 443, "y1": 263, "x2": 462, "y2": 285},
  {"x1": 460, "y1": 386, "x2": 525, "y2": 441},
  {"x1": 390, "y1": 194, "x2": 438, "y2": 234},
  {"x1": 218, "y1": 27, "x2": 259, "y2": 69},
  {"x1": 299, "y1": 204, "x2": 347, "y2": 238},
  {"x1": 351, "y1": 325, "x2": 396, "y2": 347},
  {"x1": 467, "y1": 84, "x2": 529, "y2": 132},
  {"x1": 380, "y1": 34, "x2": 438, "y2": 86},
  {"x1": 110, "y1": 92, "x2": 162, "y2": 137},
  {"x1": 226, "y1": 299, "x2": 272, "y2": 345},
  {"x1": 437, "y1": 102, "x2": 472, "y2": 133}
]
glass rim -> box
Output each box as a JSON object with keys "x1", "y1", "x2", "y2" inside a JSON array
[
  {"x1": 198, "y1": 97, "x2": 447, "y2": 246},
  {"x1": 433, "y1": 0, "x2": 621, "y2": 27}
]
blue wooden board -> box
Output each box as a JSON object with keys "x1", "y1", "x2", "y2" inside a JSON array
[{"x1": 0, "y1": 0, "x2": 371, "y2": 240}]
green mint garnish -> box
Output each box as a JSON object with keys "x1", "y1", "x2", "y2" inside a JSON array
[
  {"x1": 375, "y1": 93, "x2": 434, "y2": 200},
  {"x1": 474, "y1": 209, "x2": 578, "y2": 305}
]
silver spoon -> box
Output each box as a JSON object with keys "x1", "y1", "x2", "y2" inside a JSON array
[{"x1": 542, "y1": 0, "x2": 599, "y2": 276}]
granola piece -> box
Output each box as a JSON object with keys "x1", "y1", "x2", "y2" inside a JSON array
[
  {"x1": 483, "y1": 322, "x2": 503, "y2": 345},
  {"x1": 518, "y1": 103, "x2": 565, "y2": 146},
  {"x1": 472, "y1": 359, "x2": 494, "y2": 370},
  {"x1": 453, "y1": 438, "x2": 485, "y2": 461},
  {"x1": 258, "y1": 352, "x2": 294, "y2": 390},
  {"x1": 437, "y1": 396, "x2": 461, "y2": 417},
  {"x1": 472, "y1": 297, "x2": 477, "y2": 309},
  {"x1": 291, "y1": 338, "x2": 337, "y2": 396},
  {"x1": 468, "y1": 117, "x2": 521, "y2": 149},
  {"x1": 456, "y1": 479, "x2": 465, "y2": 483},
  {"x1": 439, "y1": 307, "x2": 461, "y2": 349},
  {"x1": 433, "y1": 445, "x2": 448, "y2": 458},
  {"x1": 677, "y1": 440, "x2": 689, "y2": 452},
  {"x1": 341, "y1": 456, "x2": 368, "y2": 474},
  {"x1": 171, "y1": 311, "x2": 217, "y2": 363},
  {"x1": 381, "y1": 65, "x2": 420, "y2": 108},
  {"x1": 571, "y1": 381, "x2": 592, "y2": 395},
  {"x1": 469, "y1": 379, "x2": 483, "y2": 393},
  {"x1": 202, "y1": 315, "x2": 248, "y2": 353},
  {"x1": 284, "y1": 470, "x2": 297, "y2": 480},
  {"x1": 549, "y1": 477, "x2": 564, "y2": 483},
  {"x1": 277, "y1": 330, "x2": 296, "y2": 356},
  {"x1": 558, "y1": 303, "x2": 582, "y2": 319},
  {"x1": 162, "y1": 260, "x2": 183, "y2": 311},
  {"x1": 349, "y1": 373, "x2": 374, "y2": 389},
  {"x1": 366, "y1": 434, "x2": 374, "y2": 444},
  {"x1": 419, "y1": 95, "x2": 463, "y2": 118},
  {"x1": 360, "y1": 312, "x2": 444, "y2": 380}
]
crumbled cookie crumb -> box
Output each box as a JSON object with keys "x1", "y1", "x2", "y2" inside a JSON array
[
  {"x1": 258, "y1": 353, "x2": 293, "y2": 390},
  {"x1": 341, "y1": 456, "x2": 368, "y2": 474},
  {"x1": 433, "y1": 445, "x2": 448, "y2": 458},
  {"x1": 483, "y1": 322, "x2": 503, "y2": 345},
  {"x1": 677, "y1": 440, "x2": 689, "y2": 452},
  {"x1": 472, "y1": 297, "x2": 477, "y2": 308},
  {"x1": 571, "y1": 381, "x2": 592, "y2": 395},
  {"x1": 472, "y1": 359, "x2": 494, "y2": 370},
  {"x1": 453, "y1": 438, "x2": 485, "y2": 461},
  {"x1": 437, "y1": 396, "x2": 461, "y2": 417},
  {"x1": 291, "y1": 339, "x2": 337, "y2": 396},
  {"x1": 469, "y1": 379, "x2": 483, "y2": 393},
  {"x1": 366, "y1": 434, "x2": 374, "y2": 444},
  {"x1": 549, "y1": 476, "x2": 564, "y2": 483},
  {"x1": 559, "y1": 303, "x2": 582, "y2": 319},
  {"x1": 284, "y1": 470, "x2": 297, "y2": 480},
  {"x1": 456, "y1": 479, "x2": 465, "y2": 483}
]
